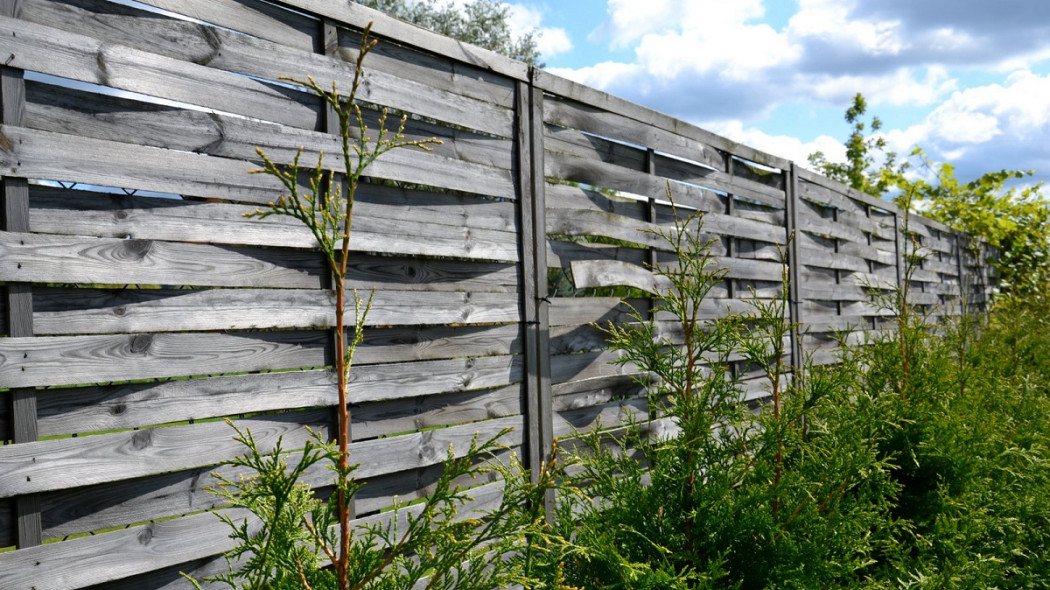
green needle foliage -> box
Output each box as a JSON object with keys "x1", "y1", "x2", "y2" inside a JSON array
[
  {"x1": 186, "y1": 24, "x2": 555, "y2": 590},
  {"x1": 543, "y1": 193, "x2": 899, "y2": 589},
  {"x1": 200, "y1": 424, "x2": 559, "y2": 590}
]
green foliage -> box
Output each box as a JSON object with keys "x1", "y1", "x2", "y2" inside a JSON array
[
  {"x1": 188, "y1": 26, "x2": 554, "y2": 590},
  {"x1": 539, "y1": 197, "x2": 899, "y2": 589},
  {"x1": 807, "y1": 93, "x2": 895, "y2": 196},
  {"x1": 197, "y1": 424, "x2": 555, "y2": 590},
  {"x1": 534, "y1": 183, "x2": 1050, "y2": 589},
  {"x1": 854, "y1": 288, "x2": 1050, "y2": 588},
  {"x1": 884, "y1": 149, "x2": 1050, "y2": 300},
  {"x1": 357, "y1": 0, "x2": 541, "y2": 65},
  {"x1": 808, "y1": 93, "x2": 1050, "y2": 300}
]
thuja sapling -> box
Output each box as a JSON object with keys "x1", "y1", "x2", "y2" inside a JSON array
[
  {"x1": 548, "y1": 191, "x2": 897, "y2": 588},
  {"x1": 187, "y1": 24, "x2": 556, "y2": 590},
  {"x1": 244, "y1": 22, "x2": 440, "y2": 588}
]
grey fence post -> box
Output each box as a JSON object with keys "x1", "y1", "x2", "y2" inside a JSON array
[
  {"x1": 893, "y1": 211, "x2": 905, "y2": 294},
  {"x1": 954, "y1": 230, "x2": 967, "y2": 315},
  {"x1": 784, "y1": 163, "x2": 803, "y2": 372},
  {"x1": 517, "y1": 72, "x2": 553, "y2": 515},
  {"x1": 2, "y1": 0, "x2": 42, "y2": 549}
]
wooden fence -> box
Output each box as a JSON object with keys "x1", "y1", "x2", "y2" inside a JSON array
[{"x1": 0, "y1": 1, "x2": 993, "y2": 588}]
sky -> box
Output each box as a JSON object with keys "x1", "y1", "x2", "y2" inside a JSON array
[{"x1": 502, "y1": 0, "x2": 1050, "y2": 187}]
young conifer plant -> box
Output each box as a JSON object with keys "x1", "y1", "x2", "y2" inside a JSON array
[{"x1": 188, "y1": 24, "x2": 558, "y2": 590}]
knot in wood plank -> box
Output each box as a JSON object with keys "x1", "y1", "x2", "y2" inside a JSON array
[
  {"x1": 129, "y1": 333, "x2": 153, "y2": 355},
  {"x1": 131, "y1": 429, "x2": 154, "y2": 451},
  {"x1": 137, "y1": 523, "x2": 155, "y2": 545},
  {"x1": 122, "y1": 239, "x2": 153, "y2": 260}
]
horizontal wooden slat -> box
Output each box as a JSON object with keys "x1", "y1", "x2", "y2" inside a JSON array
[
  {"x1": 571, "y1": 259, "x2": 667, "y2": 294},
  {"x1": 0, "y1": 435, "x2": 518, "y2": 590},
  {"x1": 2, "y1": 125, "x2": 290, "y2": 203},
  {"x1": 549, "y1": 296, "x2": 648, "y2": 327},
  {"x1": 0, "y1": 331, "x2": 328, "y2": 389},
  {"x1": 0, "y1": 15, "x2": 318, "y2": 128},
  {"x1": 357, "y1": 324, "x2": 523, "y2": 364},
  {"x1": 0, "y1": 507, "x2": 252, "y2": 590},
  {"x1": 32, "y1": 288, "x2": 520, "y2": 334},
  {"x1": 272, "y1": 0, "x2": 530, "y2": 80},
  {"x1": 0, "y1": 412, "x2": 521, "y2": 497},
  {"x1": 795, "y1": 166, "x2": 898, "y2": 216},
  {"x1": 28, "y1": 189, "x2": 519, "y2": 261},
  {"x1": 135, "y1": 0, "x2": 319, "y2": 52},
  {"x1": 545, "y1": 147, "x2": 783, "y2": 208},
  {"x1": 0, "y1": 323, "x2": 523, "y2": 390},
  {"x1": 36, "y1": 352, "x2": 523, "y2": 437},
  {"x1": 0, "y1": 230, "x2": 325, "y2": 288},
  {"x1": 547, "y1": 239, "x2": 651, "y2": 269},
  {"x1": 20, "y1": 0, "x2": 516, "y2": 136},
  {"x1": 24, "y1": 81, "x2": 517, "y2": 197}
]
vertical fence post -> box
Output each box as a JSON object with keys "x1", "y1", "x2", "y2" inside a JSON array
[
  {"x1": 784, "y1": 163, "x2": 803, "y2": 373},
  {"x1": 893, "y1": 211, "x2": 905, "y2": 295},
  {"x1": 517, "y1": 72, "x2": 553, "y2": 513},
  {"x1": 1, "y1": 0, "x2": 42, "y2": 549},
  {"x1": 643, "y1": 148, "x2": 658, "y2": 295},
  {"x1": 954, "y1": 230, "x2": 967, "y2": 316}
]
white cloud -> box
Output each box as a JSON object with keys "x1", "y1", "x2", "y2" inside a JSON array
[
  {"x1": 507, "y1": 4, "x2": 573, "y2": 58},
  {"x1": 548, "y1": 0, "x2": 973, "y2": 124},
  {"x1": 544, "y1": 0, "x2": 1050, "y2": 187},
  {"x1": 591, "y1": 0, "x2": 679, "y2": 48},
  {"x1": 881, "y1": 70, "x2": 1050, "y2": 182},
  {"x1": 788, "y1": 0, "x2": 905, "y2": 57},
  {"x1": 710, "y1": 120, "x2": 846, "y2": 169},
  {"x1": 536, "y1": 27, "x2": 572, "y2": 57},
  {"x1": 546, "y1": 61, "x2": 641, "y2": 89},
  {"x1": 805, "y1": 66, "x2": 957, "y2": 107}
]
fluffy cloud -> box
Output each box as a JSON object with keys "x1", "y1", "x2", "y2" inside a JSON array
[
  {"x1": 550, "y1": 0, "x2": 1050, "y2": 127},
  {"x1": 506, "y1": 4, "x2": 573, "y2": 58},
  {"x1": 847, "y1": 0, "x2": 1050, "y2": 70},
  {"x1": 886, "y1": 70, "x2": 1050, "y2": 182},
  {"x1": 709, "y1": 120, "x2": 846, "y2": 169}
]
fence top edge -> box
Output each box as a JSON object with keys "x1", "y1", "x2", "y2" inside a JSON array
[
  {"x1": 530, "y1": 68, "x2": 793, "y2": 172},
  {"x1": 795, "y1": 166, "x2": 900, "y2": 216},
  {"x1": 274, "y1": 0, "x2": 530, "y2": 82}
]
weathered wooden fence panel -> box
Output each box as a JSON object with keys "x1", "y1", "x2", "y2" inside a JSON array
[{"x1": 0, "y1": 1, "x2": 995, "y2": 588}]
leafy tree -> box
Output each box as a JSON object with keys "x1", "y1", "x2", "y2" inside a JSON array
[
  {"x1": 357, "y1": 0, "x2": 541, "y2": 65},
  {"x1": 884, "y1": 151, "x2": 1050, "y2": 299},
  {"x1": 808, "y1": 93, "x2": 895, "y2": 196},
  {"x1": 809, "y1": 94, "x2": 1050, "y2": 300}
]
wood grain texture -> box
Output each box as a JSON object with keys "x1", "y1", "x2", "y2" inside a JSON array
[
  {"x1": 20, "y1": 0, "x2": 515, "y2": 136},
  {"x1": 0, "y1": 507, "x2": 252, "y2": 590},
  {"x1": 0, "y1": 408, "x2": 521, "y2": 498},
  {"x1": 570, "y1": 259, "x2": 669, "y2": 295},
  {"x1": 28, "y1": 190, "x2": 519, "y2": 261},
  {"x1": 0, "y1": 472, "x2": 515, "y2": 590},
  {"x1": 272, "y1": 0, "x2": 529, "y2": 80},
  {"x1": 0, "y1": 125, "x2": 290, "y2": 203},
  {"x1": 0, "y1": 230, "x2": 326, "y2": 288},
  {"x1": 24, "y1": 81, "x2": 517, "y2": 198},
  {"x1": 0, "y1": 15, "x2": 318, "y2": 129},
  {"x1": 37, "y1": 370, "x2": 336, "y2": 437},
  {"x1": 0, "y1": 330, "x2": 328, "y2": 389},
  {"x1": 536, "y1": 71, "x2": 788, "y2": 171},
  {"x1": 32, "y1": 287, "x2": 520, "y2": 335},
  {"x1": 2, "y1": 37, "x2": 43, "y2": 549},
  {"x1": 135, "y1": 0, "x2": 319, "y2": 52}
]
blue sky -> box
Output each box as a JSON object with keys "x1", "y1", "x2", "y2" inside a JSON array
[{"x1": 504, "y1": 0, "x2": 1050, "y2": 186}]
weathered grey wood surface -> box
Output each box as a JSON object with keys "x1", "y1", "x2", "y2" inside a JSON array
[{"x1": 0, "y1": 1, "x2": 995, "y2": 587}]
